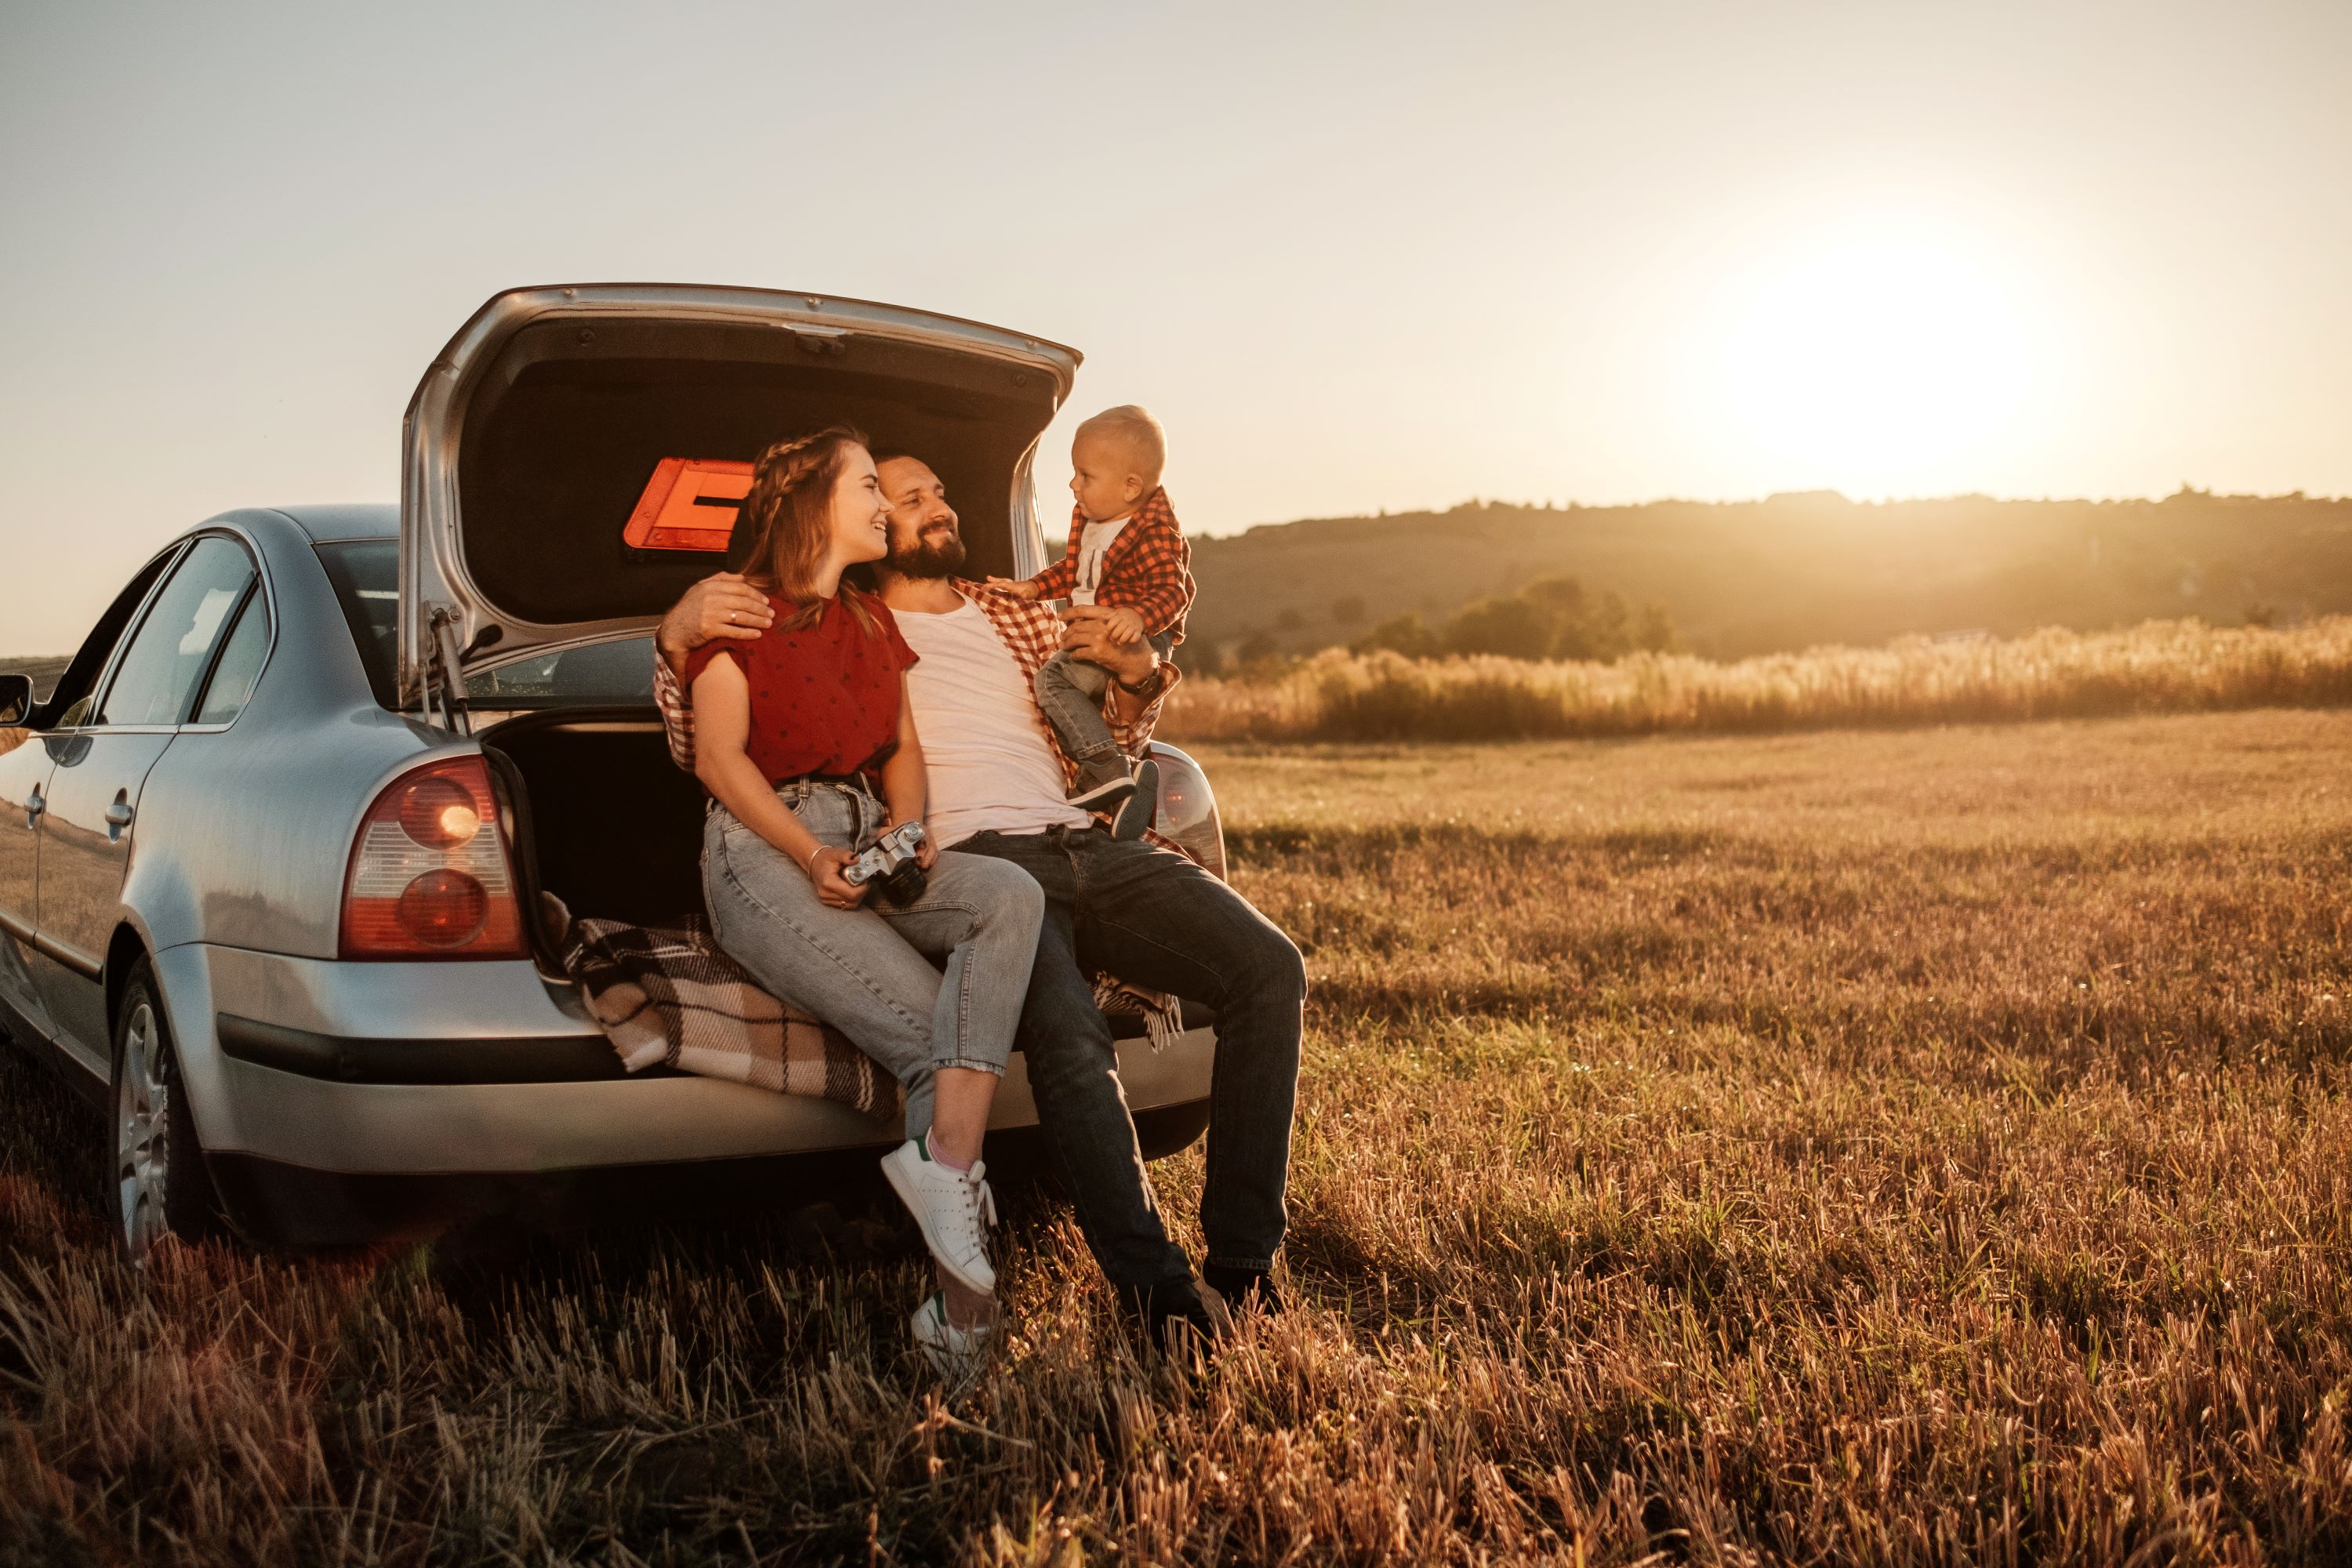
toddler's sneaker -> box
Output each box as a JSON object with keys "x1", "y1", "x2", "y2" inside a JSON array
[
  {"x1": 910, "y1": 1290, "x2": 993, "y2": 1381},
  {"x1": 1112, "y1": 759, "x2": 1160, "y2": 841},
  {"x1": 880, "y1": 1135, "x2": 998, "y2": 1296},
  {"x1": 1068, "y1": 769, "x2": 1138, "y2": 814}
]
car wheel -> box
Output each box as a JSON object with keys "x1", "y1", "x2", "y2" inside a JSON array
[{"x1": 110, "y1": 958, "x2": 223, "y2": 1264}]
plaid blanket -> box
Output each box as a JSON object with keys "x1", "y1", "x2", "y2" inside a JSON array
[
  {"x1": 558, "y1": 906, "x2": 898, "y2": 1117},
  {"x1": 556, "y1": 901, "x2": 1186, "y2": 1113}
]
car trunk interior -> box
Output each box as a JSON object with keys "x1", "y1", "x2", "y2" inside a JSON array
[
  {"x1": 456, "y1": 315, "x2": 1062, "y2": 630},
  {"x1": 484, "y1": 711, "x2": 708, "y2": 950}
]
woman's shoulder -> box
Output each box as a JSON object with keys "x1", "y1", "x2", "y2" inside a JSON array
[
  {"x1": 683, "y1": 590, "x2": 802, "y2": 681},
  {"x1": 751, "y1": 588, "x2": 826, "y2": 637},
  {"x1": 681, "y1": 639, "x2": 750, "y2": 684}
]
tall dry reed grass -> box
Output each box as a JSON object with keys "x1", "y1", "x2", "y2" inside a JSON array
[
  {"x1": 1163, "y1": 616, "x2": 2352, "y2": 743},
  {"x1": 5, "y1": 710, "x2": 2351, "y2": 1563}
]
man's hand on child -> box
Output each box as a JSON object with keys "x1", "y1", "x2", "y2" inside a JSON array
[
  {"x1": 1060, "y1": 605, "x2": 1163, "y2": 690},
  {"x1": 984, "y1": 576, "x2": 1043, "y2": 600}
]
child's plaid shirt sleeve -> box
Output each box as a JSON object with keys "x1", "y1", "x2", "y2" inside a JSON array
[{"x1": 1025, "y1": 544, "x2": 1080, "y2": 601}]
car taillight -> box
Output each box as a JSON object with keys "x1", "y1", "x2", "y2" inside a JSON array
[
  {"x1": 340, "y1": 755, "x2": 527, "y2": 959},
  {"x1": 1148, "y1": 750, "x2": 1227, "y2": 880}
]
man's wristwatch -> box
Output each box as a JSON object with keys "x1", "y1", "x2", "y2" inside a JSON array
[{"x1": 1115, "y1": 662, "x2": 1168, "y2": 699}]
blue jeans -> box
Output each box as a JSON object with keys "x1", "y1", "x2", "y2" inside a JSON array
[
  {"x1": 956, "y1": 823, "x2": 1305, "y2": 1285},
  {"x1": 1033, "y1": 630, "x2": 1177, "y2": 787},
  {"x1": 702, "y1": 781, "x2": 1045, "y2": 1140}
]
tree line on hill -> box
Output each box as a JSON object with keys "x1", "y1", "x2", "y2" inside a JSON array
[
  {"x1": 1347, "y1": 576, "x2": 1679, "y2": 664},
  {"x1": 1178, "y1": 488, "x2": 2352, "y2": 669},
  {"x1": 1183, "y1": 576, "x2": 1677, "y2": 673}
]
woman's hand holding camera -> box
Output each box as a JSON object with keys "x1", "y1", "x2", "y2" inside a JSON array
[
  {"x1": 804, "y1": 844, "x2": 869, "y2": 909},
  {"x1": 877, "y1": 814, "x2": 940, "y2": 873}
]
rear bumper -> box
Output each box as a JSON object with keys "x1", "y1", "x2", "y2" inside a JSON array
[
  {"x1": 200, "y1": 1030, "x2": 1214, "y2": 1174},
  {"x1": 216, "y1": 1013, "x2": 630, "y2": 1084},
  {"x1": 159, "y1": 942, "x2": 1214, "y2": 1176}
]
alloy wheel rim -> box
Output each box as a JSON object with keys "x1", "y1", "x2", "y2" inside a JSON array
[{"x1": 115, "y1": 1000, "x2": 168, "y2": 1263}]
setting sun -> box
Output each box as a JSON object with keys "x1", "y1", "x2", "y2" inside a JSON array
[{"x1": 1697, "y1": 220, "x2": 2051, "y2": 496}]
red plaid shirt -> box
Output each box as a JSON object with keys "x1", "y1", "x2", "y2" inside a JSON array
[
  {"x1": 655, "y1": 581, "x2": 1177, "y2": 797},
  {"x1": 1025, "y1": 487, "x2": 1194, "y2": 645}
]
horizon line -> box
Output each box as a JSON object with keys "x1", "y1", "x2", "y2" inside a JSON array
[{"x1": 1207, "y1": 482, "x2": 2349, "y2": 535}]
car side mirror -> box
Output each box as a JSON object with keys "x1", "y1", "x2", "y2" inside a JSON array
[{"x1": 0, "y1": 673, "x2": 31, "y2": 726}]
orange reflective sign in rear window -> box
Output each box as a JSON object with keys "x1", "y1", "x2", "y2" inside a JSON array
[{"x1": 623, "y1": 458, "x2": 754, "y2": 552}]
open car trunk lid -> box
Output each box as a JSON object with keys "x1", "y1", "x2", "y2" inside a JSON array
[{"x1": 399, "y1": 283, "x2": 1080, "y2": 717}]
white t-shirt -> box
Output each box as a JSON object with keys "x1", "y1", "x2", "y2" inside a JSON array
[
  {"x1": 1069, "y1": 514, "x2": 1132, "y2": 606},
  {"x1": 895, "y1": 597, "x2": 1091, "y2": 847}
]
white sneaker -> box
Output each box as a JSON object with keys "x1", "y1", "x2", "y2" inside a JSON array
[
  {"x1": 910, "y1": 1291, "x2": 993, "y2": 1379},
  {"x1": 881, "y1": 1136, "x2": 999, "y2": 1296}
]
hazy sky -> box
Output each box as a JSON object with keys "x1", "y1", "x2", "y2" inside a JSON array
[{"x1": 3, "y1": 0, "x2": 2347, "y2": 650}]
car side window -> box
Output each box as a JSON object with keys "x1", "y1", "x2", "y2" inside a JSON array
[
  {"x1": 93, "y1": 538, "x2": 260, "y2": 728},
  {"x1": 31, "y1": 547, "x2": 183, "y2": 730},
  {"x1": 191, "y1": 586, "x2": 270, "y2": 726}
]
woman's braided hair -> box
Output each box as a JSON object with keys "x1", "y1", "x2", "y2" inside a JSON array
[{"x1": 735, "y1": 424, "x2": 883, "y2": 637}]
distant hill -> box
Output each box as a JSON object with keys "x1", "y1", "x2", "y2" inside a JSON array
[{"x1": 1182, "y1": 489, "x2": 2352, "y2": 663}]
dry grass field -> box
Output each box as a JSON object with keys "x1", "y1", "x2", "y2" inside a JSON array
[
  {"x1": 1163, "y1": 616, "x2": 2352, "y2": 744},
  {"x1": 5, "y1": 707, "x2": 2352, "y2": 1564}
]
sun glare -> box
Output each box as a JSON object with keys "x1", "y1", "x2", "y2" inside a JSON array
[{"x1": 1702, "y1": 221, "x2": 2043, "y2": 496}]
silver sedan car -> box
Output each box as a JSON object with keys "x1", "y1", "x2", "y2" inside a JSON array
[{"x1": 0, "y1": 284, "x2": 1225, "y2": 1263}]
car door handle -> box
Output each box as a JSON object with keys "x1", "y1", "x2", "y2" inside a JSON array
[
  {"x1": 105, "y1": 796, "x2": 135, "y2": 840},
  {"x1": 20, "y1": 786, "x2": 39, "y2": 828}
]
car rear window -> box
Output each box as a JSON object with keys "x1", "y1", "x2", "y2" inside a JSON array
[
  {"x1": 311, "y1": 538, "x2": 657, "y2": 712},
  {"x1": 466, "y1": 638, "x2": 657, "y2": 710},
  {"x1": 314, "y1": 539, "x2": 398, "y2": 709}
]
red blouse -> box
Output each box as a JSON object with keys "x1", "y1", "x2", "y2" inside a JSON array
[{"x1": 681, "y1": 590, "x2": 918, "y2": 787}]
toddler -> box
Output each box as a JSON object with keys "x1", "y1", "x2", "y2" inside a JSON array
[{"x1": 989, "y1": 405, "x2": 1195, "y2": 840}]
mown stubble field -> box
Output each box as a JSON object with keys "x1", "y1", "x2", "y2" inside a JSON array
[{"x1": 5, "y1": 708, "x2": 2350, "y2": 1565}]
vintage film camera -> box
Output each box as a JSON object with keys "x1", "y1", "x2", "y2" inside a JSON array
[{"x1": 843, "y1": 820, "x2": 928, "y2": 905}]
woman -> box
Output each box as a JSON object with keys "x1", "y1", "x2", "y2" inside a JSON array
[{"x1": 688, "y1": 426, "x2": 1044, "y2": 1370}]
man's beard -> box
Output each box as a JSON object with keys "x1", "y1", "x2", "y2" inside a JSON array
[{"x1": 888, "y1": 523, "x2": 967, "y2": 579}]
